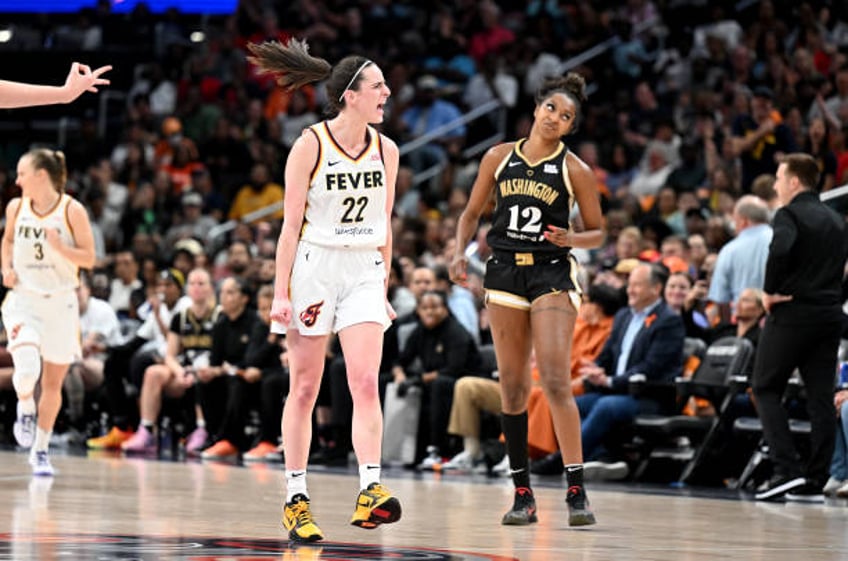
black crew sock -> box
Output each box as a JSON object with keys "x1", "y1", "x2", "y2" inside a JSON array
[
  {"x1": 565, "y1": 464, "x2": 584, "y2": 488},
  {"x1": 501, "y1": 411, "x2": 530, "y2": 489}
]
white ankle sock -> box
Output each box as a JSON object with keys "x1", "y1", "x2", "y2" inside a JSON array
[
  {"x1": 359, "y1": 463, "x2": 381, "y2": 490},
  {"x1": 33, "y1": 427, "x2": 51, "y2": 452},
  {"x1": 286, "y1": 469, "x2": 308, "y2": 502}
]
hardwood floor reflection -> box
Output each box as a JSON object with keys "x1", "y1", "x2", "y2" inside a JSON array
[{"x1": 0, "y1": 450, "x2": 847, "y2": 560}]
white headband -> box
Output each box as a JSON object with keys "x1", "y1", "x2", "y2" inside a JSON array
[{"x1": 338, "y1": 60, "x2": 372, "y2": 103}]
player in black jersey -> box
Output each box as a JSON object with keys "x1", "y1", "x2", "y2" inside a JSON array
[{"x1": 450, "y1": 74, "x2": 603, "y2": 527}]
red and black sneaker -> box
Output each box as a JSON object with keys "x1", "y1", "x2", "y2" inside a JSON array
[
  {"x1": 501, "y1": 486, "x2": 538, "y2": 526},
  {"x1": 566, "y1": 485, "x2": 596, "y2": 526}
]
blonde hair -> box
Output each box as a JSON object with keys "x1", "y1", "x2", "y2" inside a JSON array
[{"x1": 25, "y1": 148, "x2": 67, "y2": 193}]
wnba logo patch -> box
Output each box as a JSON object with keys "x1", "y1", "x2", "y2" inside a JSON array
[{"x1": 299, "y1": 301, "x2": 324, "y2": 327}]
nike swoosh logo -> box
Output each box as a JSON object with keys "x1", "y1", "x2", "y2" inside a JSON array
[
  {"x1": 366, "y1": 465, "x2": 380, "y2": 470},
  {"x1": 509, "y1": 468, "x2": 526, "y2": 475},
  {"x1": 328, "y1": 160, "x2": 341, "y2": 166},
  {"x1": 508, "y1": 162, "x2": 521, "y2": 167},
  {"x1": 290, "y1": 471, "x2": 305, "y2": 478},
  {"x1": 375, "y1": 260, "x2": 384, "y2": 266}
]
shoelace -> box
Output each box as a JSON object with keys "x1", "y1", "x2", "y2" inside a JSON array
[
  {"x1": 367, "y1": 484, "x2": 388, "y2": 498},
  {"x1": 34, "y1": 451, "x2": 49, "y2": 465},
  {"x1": 291, "y1": 501, "x2": 314, "y2": 526}
]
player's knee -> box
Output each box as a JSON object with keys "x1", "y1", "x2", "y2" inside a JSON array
[{"x1": 11, "y1": 345, "x2": 41, "y2": 396}]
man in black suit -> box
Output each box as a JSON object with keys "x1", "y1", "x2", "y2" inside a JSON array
[{"x1": 753, "y1": 153, "x2": 848, "y2": 502}]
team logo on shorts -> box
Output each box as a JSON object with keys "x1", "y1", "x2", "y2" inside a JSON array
[{"x1": 299, "y1": 301, "x2": 325, "y2": 327}]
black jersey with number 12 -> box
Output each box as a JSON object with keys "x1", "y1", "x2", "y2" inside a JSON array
[{"x1": 487, "y1": 139, "x2": 576, "y2": 256}]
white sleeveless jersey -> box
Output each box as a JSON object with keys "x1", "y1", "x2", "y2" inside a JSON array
[
  {"x1": 12, "y1": 195, "x2": 79, "y2": 294},
  {"x1": 300, "y1": 122, "x2": 388, "y2": 249}
]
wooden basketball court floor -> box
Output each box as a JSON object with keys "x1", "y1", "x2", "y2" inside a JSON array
[{"x1": 1, "y1": 449, "x2": 847, "y2": 561}]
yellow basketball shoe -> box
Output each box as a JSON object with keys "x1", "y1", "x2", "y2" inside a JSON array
[
  {"x1": 282, "y1": 494, "x2": 324, "y2": 543},
  {"x1": 350, "y1": 482, "x2": 402, "y2": 529}
]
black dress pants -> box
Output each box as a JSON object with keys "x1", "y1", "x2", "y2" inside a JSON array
[{"x1": 752, "y1": 315, "x2": 839, "y2": 486}]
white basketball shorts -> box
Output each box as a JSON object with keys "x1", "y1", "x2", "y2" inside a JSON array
[
  {"x1": 2, "y1": 288, "x2": 81, "y2": 364},
  {"x1": 271, "y1": 240, "x2": 390, "y2": 336}
]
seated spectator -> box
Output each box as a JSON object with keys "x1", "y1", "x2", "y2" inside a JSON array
[
  {"x1": 64, "y1": 272, "x2": 123, "y2": 437},
  {"x1": 213, "y1": 239, "x2": 253, "y2": 285},
  {"x1": 87, "y1": 268, "x2": 189, "y2": 450},
  {"x1": 391, "y1": 290, "x2": 483, "y2": 465},
  {"x1": 664, "y1": 270, "x2": 710, "y2": 340},
  {"x1": 120, "y1": 268, "x2": 219, "y2": 454},
  {"x1": 389, "y1": 258, "x2": 416, "y2": 319},
  {"x1": 433, "y1": 264, "x2": 479, "y2": 343},
  {"x1": 243, "y1": 285, "x2": 289, "y2": 462},
  {"x1": 199, "y1": 277, "x2": 259, "y2": 460},
  {"x1": 108, "y1": 250, "x2": 143, "y2": 318},
  {"x1": 531, "y1": 263, "x2": 684, "y2": 479}
]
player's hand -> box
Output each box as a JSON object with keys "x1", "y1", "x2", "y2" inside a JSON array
[
  {"x1": 543, "y1": 224, "x2": 571, "y2": 247},
  {"x1": 65, "y1": 62, "x2": 112, "y2": 99},
  {"x1": 270, "y1": 297, "x2": 292, "y2": 326},
  {"x1": 449, "y1": 254, "x2": 468, "y2": 286},
  {"x1": 2, "y1": 268, "x2": 17, "y2": 288}
]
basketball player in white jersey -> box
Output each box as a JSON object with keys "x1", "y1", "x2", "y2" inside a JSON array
[
  {"x1": 0, "y1": 62, "x2": 111, "y2": 108},
  {"x1": 1, "y1": 148, "x2": 96, "y2": 475},
  {"x1": 247, "y1": 39, "x2": 399, "y2": 542}
]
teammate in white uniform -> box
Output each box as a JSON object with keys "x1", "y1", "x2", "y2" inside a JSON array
[
  {"x1": 1, "y1": 148, "x2": 96, "y2": 476},
  {"x1": 248, "y1": 38, "x2": 400, "y2": 542}
]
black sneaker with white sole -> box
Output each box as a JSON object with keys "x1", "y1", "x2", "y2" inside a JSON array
[
  {"x1": 785, "y1": 482, "x2": 825, "y2": 503},
  {"x1": 565, "y1": 485, "x2": 596, "y2": 526},
  {"x1": 754, "y1": 475, "x2": 806, "y2": 501}
]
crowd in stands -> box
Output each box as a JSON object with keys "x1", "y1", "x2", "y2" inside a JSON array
[{"x1": 2, "y1": 0, "x2": 848, "y2": 495}]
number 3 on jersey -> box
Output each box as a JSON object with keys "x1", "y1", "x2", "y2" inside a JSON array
[
  {"x1": 507, "y1": 204, "x2": 542, "y2": 234},
  {"x1": 341, "y1": 196, "x2": 368, "y2": 223}
]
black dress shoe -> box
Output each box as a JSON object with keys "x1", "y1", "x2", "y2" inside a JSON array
[{"x1": 530, "y1": 451, "x2": 564, "y2": 475}]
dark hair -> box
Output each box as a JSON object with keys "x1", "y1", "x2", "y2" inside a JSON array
[
  {"x1": 418, "y1": 289, "x2": 449, "y2": 307},
  {"x1": 587, "y1": 283, "x2": 626, "y2": 317},
  {"x1": 223, "y1": 275, "x2": 252, "y2": 301},
  {"x1": 534, "y1": 72, "x2": 588, "y2": 132},
  {"x1": 26, "y1": 148, "x2": 67, "y2": 193},
  {"x1": 781, "y1": 152, "x2": 820, "y2": 191},
  {"x1": 247, "y1": 38, "x2": 372, "y2": 116}
]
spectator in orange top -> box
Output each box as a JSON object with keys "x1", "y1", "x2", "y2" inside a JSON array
[
  {"x1": 228, "y1": 162, "x2": 284, "y2": 223},
  {"x1": 153, "y1": 116, "x2": 199, "y2": 170}
]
